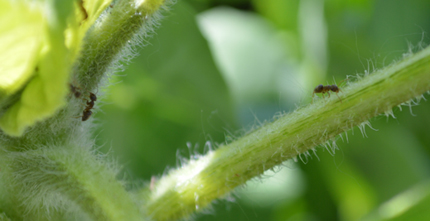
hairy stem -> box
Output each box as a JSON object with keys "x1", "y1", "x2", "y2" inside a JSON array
[
  {"x1": 5, "y1": 146, "x2": 142, "y2": 220},
  {"x1": 74, "y1": 0, "x2": 166, "y2": 92},
  {"x1": 0, "y1": 0, "x2": 169, "y2": 219},
  {"x1": 142, "y1": 46, "x2": 430, "y2": 221}
]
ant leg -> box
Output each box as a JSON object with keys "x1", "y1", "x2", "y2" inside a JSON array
[
  {"x1": 338, "y1": 78, "x2": 350, "y2": 86},
  {"x1": 321, "y1": 93, "x2": 326, "y2": 103},
  {"x1": 336, "y1": 92, "x2": 342, "y2": 103},
  {"x1": 312, "y1": 92, "x2": 315, "y2": 103},
  {"x1": 327, "y1": 91, "x2": 331, "y2": 98}
]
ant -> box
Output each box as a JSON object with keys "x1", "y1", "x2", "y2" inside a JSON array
[
  {"x1": 312, "y1": 79, "x2": 348, "y2": 103},
  {"x1": 69, "y1": 83, "x2": 97, "y2": 121},
  {"x1": 82, "y1": 92, "x2": 97, "y2": 121},
  {"x1": 69, "y1": 84, "x2": 82, "y2": 98}
]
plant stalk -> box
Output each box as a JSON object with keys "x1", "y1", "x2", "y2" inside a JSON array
[
  {"x1": 143, "y1": 46, "x2": 430, "y2": 221},
  {"x1": 74, "y1": 0, "x2": 166, "y2": 92}
]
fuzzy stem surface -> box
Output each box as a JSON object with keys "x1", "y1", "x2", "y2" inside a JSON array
[
  {"x1": 5, "y1": 146, "x2": 142, "y2": 220},
  {"x1": 74, "y1": 0, "x2": 165, "y2": 91},
  {"x1": 143, "y1": 46, "x2": 430, "y2": 221}
]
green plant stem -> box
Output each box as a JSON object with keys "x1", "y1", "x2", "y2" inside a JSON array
[
  {"x1": 74, "y1": 0, "x2": 165, "y2": 92},
  {"x1": 0, "y1": 0, "x2": 169, "y2": 219},
  {"x1": 142, "y1": 46, "x2": 430, "y2": 221},
  {"x1": 4, "y1": 146, "x2": 142, "y2": 220}
]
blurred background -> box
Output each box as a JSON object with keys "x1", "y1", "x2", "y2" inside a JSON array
[{"x1": 96, "y1": 0, "x2": 430, "y2": 220}]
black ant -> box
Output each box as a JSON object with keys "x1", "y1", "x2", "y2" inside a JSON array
[
  {"x1": 69, "y1": 83, "x2": 97, "y2": 121},
  {"x1": 81, "y1": 92, "x2": 97, "y2": 121},
  {"x1": 69, "y1": 84, "x2": 82, "y2": 98},
  {"x1": 312, "y1": 78, "x2": 349, "y2": 103},
  {"x1": 312, "y1": 81, "x2": 346, "y2": 103}
]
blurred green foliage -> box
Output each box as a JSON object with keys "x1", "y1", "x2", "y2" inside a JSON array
[{"x1": 97, "y1": 0, "x2": 430, "y2": 220}]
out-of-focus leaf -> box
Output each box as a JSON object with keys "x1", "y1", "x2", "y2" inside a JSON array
[
  {"x1": 363, "y1": 180, "x2": 430, "y2": 221},
  {"x1": 318, "y1": 151, "x2": 377, "y2": 220},
  {"x1": 0, "y1": 1, "x2": 75, "y2": 136},
  {"x1": 347, "y1": 123, "x2": 430, "y2": 202},
  {"x1": 252, "y1": 0, "x2": 300, "y2": 31},
  {"x1": 0, "y1": 1, "x2": 44, "y2": 103},
  {"x1": 197, "y1": 6, "x2": 303, "y2": 109},
  {"x1": 237, "y1": 166, "x2": 305, "y2": 207},
  {"x1": 273, "y1": 198, "x2": 311, "y2": 221}
]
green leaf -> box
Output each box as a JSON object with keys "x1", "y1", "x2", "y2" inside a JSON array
[
  {"x1": 0, "y1": 1, "x2": 70, "y2": 136},
  {"x1": 0, "y1": 1, "x2": 44, "y2": 103},
  {"x1": 363, "y1": 181, "x2": 430, "y2": 221},
  {"x1": 0, "y1": 0, "x2": 111, "y2": 136}
]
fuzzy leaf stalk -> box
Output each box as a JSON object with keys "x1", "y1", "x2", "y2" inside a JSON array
[{"x1": 143, "y1": 46, "x2": 430, "y2": 221}]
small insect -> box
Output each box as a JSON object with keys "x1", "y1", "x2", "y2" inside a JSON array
[
  {"x1": 81, "y1": 92, "x2": 97, "y2": 121},
  {"x1": 86, "y1": 92, "x2": 97, "y2": 110},
  {"x1": 69, "y1": 84, "x2": 82, "y2": 98},
  {"x1": 81, "y1": 109, "x2": 92, "y2": 121},
  {"x1": 312, "y1": 84, "x2": 342, "y2": 103}
]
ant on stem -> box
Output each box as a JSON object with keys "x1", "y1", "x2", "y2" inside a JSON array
[
  {"x1": 312, "y1": 79, "x2": 348, "y2": 103},
  {"x1": 82, "y1": 92, "x2": 97, "y2": 121},
  {"x1": 69, "y1": 84, "x2": 82, "y2": 98},
  {"x1": 69, "y1": 84, "x2": 97, "y2": 121}
]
